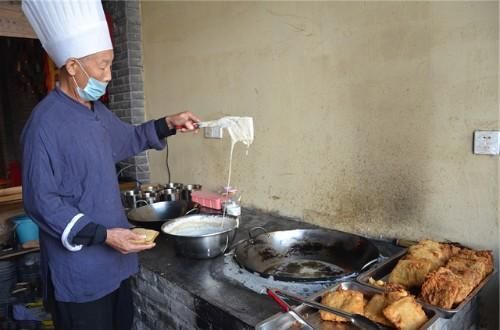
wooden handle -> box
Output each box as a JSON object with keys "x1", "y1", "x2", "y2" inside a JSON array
[{"x1": 394, "y1": 238, "x2": 418, "y2": 248}]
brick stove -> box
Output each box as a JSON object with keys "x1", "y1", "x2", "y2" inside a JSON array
[{"x1": 131, "y1": 209, "x2": 481, "y2": 329}]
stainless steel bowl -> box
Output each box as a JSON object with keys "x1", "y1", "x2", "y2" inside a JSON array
[{"x1": 161, "y1": 215, "x2": 239, "y2": 259}]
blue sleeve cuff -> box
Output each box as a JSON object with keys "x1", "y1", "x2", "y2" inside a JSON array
[{"x1": 61, "y1": 213, "x2": 92, "y2": 251}]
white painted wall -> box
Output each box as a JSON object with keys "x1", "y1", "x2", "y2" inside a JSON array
[{"x1": 140, "y1": 2, "x2": 498, "y2": 327}]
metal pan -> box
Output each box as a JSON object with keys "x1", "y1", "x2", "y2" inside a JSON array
[
  {"x1": 127, "y1": 200, "x2": 188, "y2": 229},
  {"x1": 234, "y1": 229, "x2": 380, "y2": 282},
  {"x1": 256, "y1": 281, "x2": 439, "y2": 329},
  {"x1": 357, "y1": 251, "x2": 496, "y2": 318}
]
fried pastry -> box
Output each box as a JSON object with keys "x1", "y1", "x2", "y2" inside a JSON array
[
  {"x1": 320, "y1": 322, "x2": 351, "y2": 330},
  {"x1": 444, "y1": 249, "x2": 493, "y2": 303},
  {"x1": 446, "y1": 243, "x2": 462, "y2": 257},
  {"x1": 385, "y1": 241, "x2": 494, "y2": 311},
  {"x1": 407, "y1": 240, "x2": 449, "y2": 269},
  {"x1": 383, "y1": 296, "x2": 428, "y2": 330},
  {"x1": 388, "y1": 258, "x2": 435, "y2": 288},
  {"x1": 421, "y1": 267, "x2": 462, "y2": 309},
  {"x1": 452, "y1": 269, "x2": 481, "y2": 303},
  {"x1": 130, "y1": 228, "x2": 159, "y2": 244},
  {"x1": 368, "y1": 276, "x2": 386, "y2": 288},
  {"x1": 452, "y1": 249, "x2": 493, "y2": 276},
  {"x1": 364, "y1": 293, "x2": 392, "y2": 326},
  {"x1": 446, "y1": 257, "x2": 484, "y2": 286},
  {"x1": 319, "y1": 288, "x2": 364, "y2": 322},
  {"x1": 385, "y1": 284, "x2": 410, "y2": 304}
]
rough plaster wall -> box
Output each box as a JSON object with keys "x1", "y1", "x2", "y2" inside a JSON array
[{"x1": 141, "y1": 2, "x2": 498, "y2": 326}]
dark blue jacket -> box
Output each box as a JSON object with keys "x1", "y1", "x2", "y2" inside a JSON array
[{"x1": 21, "y1": 88, "x2": 165, "y2": 302}]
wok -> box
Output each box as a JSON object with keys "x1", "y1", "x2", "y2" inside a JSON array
[
  {"x1": 233, "y1": 229, "x2": 379, "y2": 282},
  {"x1": 127, "y1": 201, "x2": 188, "y2": 229}
]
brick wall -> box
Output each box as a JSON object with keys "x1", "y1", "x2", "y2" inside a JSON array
[
  {"x1": 103, "y1": 0, "x2": 151, "y2": 184},
  {"x1": 132, "y1": 266, "x2": 252, "y2": 330}
]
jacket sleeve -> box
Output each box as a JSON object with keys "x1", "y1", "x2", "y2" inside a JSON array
[
  {"x1": 72, "y1": 223, "x2": 107, "y2": 246},
  {"x1": 22, "y1": 126, "x2": 93, "y2": 252},
  {"x1": 104, "y1": 109, "x2": 167, "y2": 163}
]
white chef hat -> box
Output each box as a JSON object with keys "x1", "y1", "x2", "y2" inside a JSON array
[{"x1": 22, "y1": 0, "x2": 113, "y2": 68}]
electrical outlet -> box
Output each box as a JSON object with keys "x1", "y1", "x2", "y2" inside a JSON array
[
  {"x1": 204, "y1": 126, "x2": 223, "y2": 139},
  {"x1": 473, "y1": 130, "x2": 500, "y2": 155}
]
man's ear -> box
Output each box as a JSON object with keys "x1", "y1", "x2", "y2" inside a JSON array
[{"x1": 64, "y1": 58, "x2": 78, "y2": 76}]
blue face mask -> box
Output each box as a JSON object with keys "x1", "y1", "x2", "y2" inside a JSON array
[{"x1": 72, "y1": 60, "x2": 108, "y2": 101}]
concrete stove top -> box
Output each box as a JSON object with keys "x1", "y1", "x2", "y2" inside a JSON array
[{"x1": 133, "y1": 208, "x2": 403, "y2": 329}]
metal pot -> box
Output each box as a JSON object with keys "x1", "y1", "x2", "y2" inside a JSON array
[
  {"x1": 181, "y1": 184, "x2": 202, "y2": 202},
  {"x1": 165, "y1": 182, "x2": 183, "y2": 189},
  {"x1": 140, "y1": 183, "x2": 164, "y2": 192},
  {"x1": 161, "y1": 215, "x2": 239, "y2": 259},
  {"x1": 140, "y1": 191, "x2": 157, "y2": 205},
  {"x1": 127, "y1": 201, "x2": 188, "y2": 229},
  {"x1": 121, "y1": 190, "x2": 139, "y2": 210},
  {"x1": 161, "y1": 188, "x2": 180, "y2": 201},
  {"x1": 233, "y1": 228, "x2": 379, "y2": 281}
]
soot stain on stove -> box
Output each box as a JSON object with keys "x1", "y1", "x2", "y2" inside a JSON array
[
  {"x1": 287, "y1": 242, "x2": 325, "y2": 255},
  {"x1": 264, "y1": 260, "x2": 344, "y2": 277},
  {"x1": 258, "y1": 247, "x2": 281, "y2": 261}
]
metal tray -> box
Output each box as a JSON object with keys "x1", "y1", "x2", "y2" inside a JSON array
[
  {"x1": 255, "y1": 281, "x2": 438, "y2": 330},
  {"x1": 356, "y1": 250, "x2": 496, "y2": 318}
]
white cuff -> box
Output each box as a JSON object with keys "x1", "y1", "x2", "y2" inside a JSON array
[{"x1": 61, "y1": 213, "x2": 84, "y2": 252}]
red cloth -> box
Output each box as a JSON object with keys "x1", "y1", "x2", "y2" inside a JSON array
[{"x1": 8, "y1": 160, "x2": 21, "y2": 186}]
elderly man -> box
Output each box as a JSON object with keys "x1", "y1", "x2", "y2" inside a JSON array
[{"x1": 21, "y1": 1, "x2": 198, "y2": 329}]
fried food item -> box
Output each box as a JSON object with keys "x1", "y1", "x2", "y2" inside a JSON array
[
  {"x1": 383, "y1": 296, "x2": 428, "y2": 330},
  {"x1": 319, "y1": 288, "x2": 364, "y2": 322},
  {"x1": 447, "y1": 244, "x2": 462, "y2": 257},
  {"x1": 407, "y1": 240, "x2": 450, "y2": 270},
  {"x1": 320, "y1": 322, "x2": 351, "y2": 330},
  {"x1": 450, "y1": 269, "x2": 480, "y2": 303},
  {"x1": 385, "y1": 284, "x2": 410, "y2": 304},
  {"x1": 444, "y1": 249, "x2": 493, "y2": 303},
  {"x1": 421, "y1": 267, "x2": 462, "y2": 309},
  {"x1": 451, "y1": 249, "x2": 493, "y2": 277},
  {"x1": 319, "y1": 285, "x2": 429, "y2": 329},
  {"x1": 130, "y1": 228, "x2": 159, "y2": 244},
  {"x1": 364, "y1": 294, "x2": 392, "y2": 326},
  {"x1": 368, "y1": 277, "x2": 386, "y2": 288},
  {"x1": 446, "y1": 257, "x2": 484, "y2": 288},
  {"x1": 421, "y1": 248, "x2": 494, "y2": 308},
  {"x1": 383, "y1": 242, "x2": 493, "y2": 312},
  {"x1": 388, "y1": 258, "x2": 435, "y2": 288},
  {"x1": 386, "y1": 239, "x2": 455, "y2": 290}
]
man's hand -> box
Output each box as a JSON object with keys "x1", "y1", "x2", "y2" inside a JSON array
[
  {"x1": 165, "y1": 111, "x2": 201, "y2": 132},
  {"x1": 105, "y1": 228, "x2": 156, "y2": 254}
]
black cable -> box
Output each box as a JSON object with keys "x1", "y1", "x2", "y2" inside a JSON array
[{"x1": 165, "y1": 138, "x2": 171, "y2": 183}]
